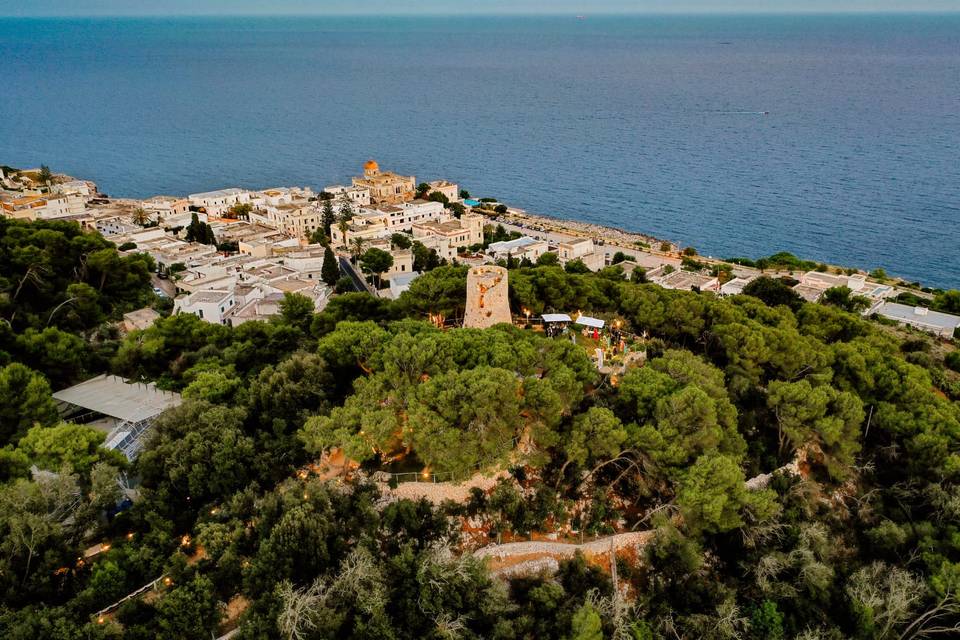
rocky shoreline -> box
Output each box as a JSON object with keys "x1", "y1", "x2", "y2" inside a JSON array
[{"x1": 495, "y1": 206, "x2": 678, "y2": 254}]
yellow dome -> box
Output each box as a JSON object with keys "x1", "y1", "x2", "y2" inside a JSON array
[{"x1": 364, "y1": 159, "x2": 379, "y2": 172}]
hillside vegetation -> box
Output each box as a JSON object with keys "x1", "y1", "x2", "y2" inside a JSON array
[{"x1": 0, "y1": 221, "x2": 959, "y2": 639}]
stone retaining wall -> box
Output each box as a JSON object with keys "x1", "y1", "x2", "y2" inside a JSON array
[
  {"x1": 379, "y1": 470, "x2": 508, "y2": 505},
  {"x1": 474, "y1": 530, "x2": 653, "y2": 562}
]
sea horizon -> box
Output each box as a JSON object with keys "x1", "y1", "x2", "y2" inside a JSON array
[
  {"x1": 4, "y1": 10, "x2": 960, "y2": 17},
  {"x1": 4, "y1": 13, "x2": 960, "y2": 21},
  {"x1": 2, "y1": 13, "x2": 958, "y2": 287}
]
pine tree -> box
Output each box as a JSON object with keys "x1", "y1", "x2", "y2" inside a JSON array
[
  {"x1": 321, "y1": 246, "x2": 340, "y2": 286},
  {"x1": 338, "y1": 196, "x2": 353, "y2": 222},
  {"x1": 38, "y1": 164, "x2": 53, "y2": 187},
  {"x1": 322, "y1": 199, "x2": 336, "y2": 237}
]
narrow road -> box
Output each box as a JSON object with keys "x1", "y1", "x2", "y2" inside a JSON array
[
  {"x1": 150, "y1": 274, "x2": 176, "y2": 298},
  {"x1": 338, "y1": 255, "x2": 376, "y2": 295}
]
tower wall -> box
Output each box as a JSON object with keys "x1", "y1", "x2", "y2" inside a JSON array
[{"x1": 464, "y1": 266, "x2": 512, "y2": 329}]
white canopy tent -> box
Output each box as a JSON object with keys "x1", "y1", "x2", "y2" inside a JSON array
[
  {"x1": 574, "y1": 315, "x2": 605, "y2": 329},
  {"x1": 542, "y1": 313, "x2": 572, "y2": 323}
]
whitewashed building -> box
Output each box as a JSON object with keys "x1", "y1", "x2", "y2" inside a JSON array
[
  {"x1": 869, "y1": 302, "x2": 960, "y2": 338},
  {"x1": 556, "y1": 238, "x2": 605, "y2": 271},
  {"x1": 488, "y1": 236, "x2": 550, "y2": 263},
  {"x1": 174, "y1": 289, "x2": 237, "y2": 325},
  {"x1": 188, "y1": 188, "x2": 251, "y2": 216},
  {"x1": 323, "y1": 185, "x2": 371, "y2": 207}
]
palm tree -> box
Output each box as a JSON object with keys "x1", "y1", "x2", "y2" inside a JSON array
[
  {"x1": 131, "y1": 207, "x2": 149, "y2": 226},
  {"x1": 349, "y1": 237, "x2": 367, "y2": 263},
  {"x1": 337, "y1": 219, "x2": 350, "y2": 248}
]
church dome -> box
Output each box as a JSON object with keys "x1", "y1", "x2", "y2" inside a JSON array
[{"x1": 364, "y1": 159, "x2": 380, "y2": 173}]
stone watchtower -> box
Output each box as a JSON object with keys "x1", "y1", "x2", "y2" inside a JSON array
[{"x1": 464, "y1": 266, "x2": 512, "y2": 329}]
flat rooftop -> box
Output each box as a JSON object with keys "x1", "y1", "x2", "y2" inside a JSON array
[
  {"x1": 877, "y1": 302, "x2": 960, "y2": 330},
  {"x1": 801, "y1": 271, "x2": 866, "y2": 290},
  {"x1": 659, "y1": 270, "x2": 717, "y2": 291},
  {"x1": 189, "y1": 188, "x2": 245, "y2": 199},
  {"x1": 489, "y1": 236, "x2": 542, "y2": 253},
  {"x1": 559, "y1": 237, "x2": 593, "y2": 247},
  {"x1": 720, "y1": 276, "x2": 755, "y2": 295},
  {"x1": 189, "y1": 290, "x2": 233, "y2": 304},
  {"x1": 793, "y1": 284, "x2": 825, "y2": 302},
  {"x1": 416, "y1": 219, "x2": 467, "y2": 234}
]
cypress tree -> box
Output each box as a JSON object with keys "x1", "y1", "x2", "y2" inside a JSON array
[
  {"x1": 204, "y1": 223, "x2": 216, "y2": 246},
  {"x1": 321, "y1": 245, "x2": 340, "y2": 286},
  {"x1": 185, "y1": 212, "x2": 201, "y2": 242}
]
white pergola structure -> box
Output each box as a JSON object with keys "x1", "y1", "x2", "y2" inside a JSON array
[{"x1": 53, "y1": 375, "x2": 182, "y2": 461}]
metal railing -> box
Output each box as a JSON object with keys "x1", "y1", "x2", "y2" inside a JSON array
[
  {"x1": 380, "y1": 437, "x2": 522, "y2": 485},
  {"x1": 388, "y1": 471, "x2": 462, "y2": 484},
  {"x1": 92, "y1": 574, "x2": 167, "y2": 620}
]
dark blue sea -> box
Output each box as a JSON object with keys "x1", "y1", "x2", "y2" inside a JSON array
[{"x1": 1, "y1": 15, "x2": 958, "y2": 287}]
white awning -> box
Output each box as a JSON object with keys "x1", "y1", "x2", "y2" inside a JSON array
[
  {"x1": 574, "y1": 316, "x2": 605, "y2": 329},
  {"x1": 542, "y1": 313, "x2": 572, "y2": 323}
]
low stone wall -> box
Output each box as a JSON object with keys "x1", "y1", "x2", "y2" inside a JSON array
[
  {"x1": 745, "y1": 457, "x2": 802, "y2": 490},
  {"x1": 494, "y1": 556, "x2": 560, "y2": 578},
  {"x1": 379, "y1": 470, "x2": 508, "y2": 505},
  {"x1": 474, "y1": 531, "x2": 653, "y2": 563},
  {"x1": 474, "y1": 531, "x2": 654, "y2": 577}
]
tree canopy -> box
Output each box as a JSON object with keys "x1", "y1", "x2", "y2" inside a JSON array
[{"x1": 2, "y1": 218, "x2": 960, "y2": 640}]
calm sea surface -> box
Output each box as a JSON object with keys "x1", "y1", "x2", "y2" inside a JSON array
[{"x1": 1, "y1": 15, "x2": 958, "y2": 287}]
